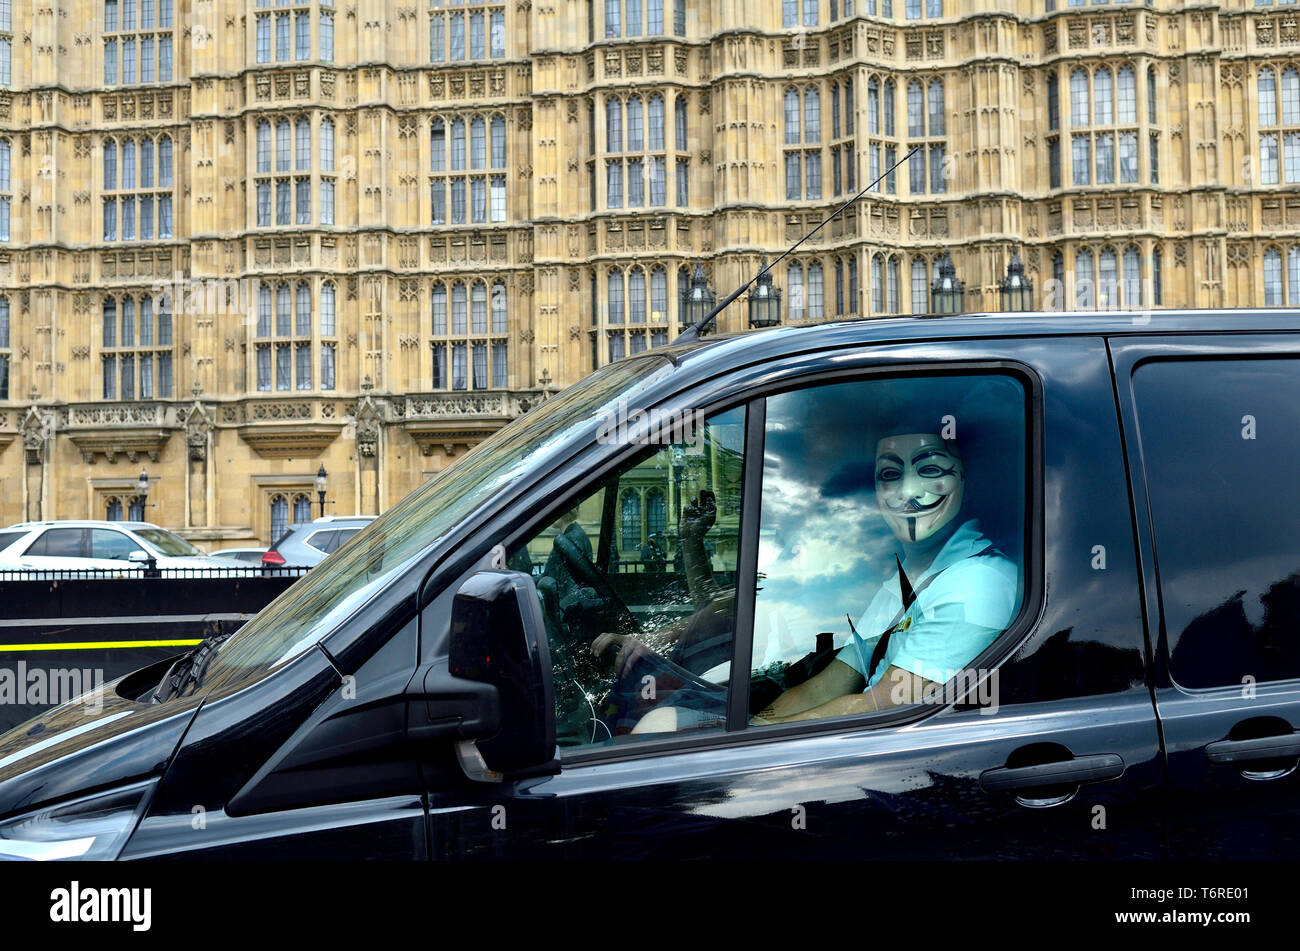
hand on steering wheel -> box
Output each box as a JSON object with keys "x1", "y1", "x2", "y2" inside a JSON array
[{"x1": 591, "y1": 632, "x2": 658, "y2": 681}]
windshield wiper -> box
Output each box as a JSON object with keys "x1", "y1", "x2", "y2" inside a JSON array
[{"x1": 150, "y1": 632, "x2": 233, "y2": 704}]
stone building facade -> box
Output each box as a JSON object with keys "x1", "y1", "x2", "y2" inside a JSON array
[{"x1": 0, "y1": 0, "x2": 1295, "y2": 547}]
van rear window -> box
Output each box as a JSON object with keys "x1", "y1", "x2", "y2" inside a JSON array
[{"x1": 1134, "y1": 358, "x2": 1300, "y2": 688}]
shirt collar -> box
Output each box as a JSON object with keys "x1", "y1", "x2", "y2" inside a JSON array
[{"x1": 899, "y1": 518, "x2": 988, "y2": 588}]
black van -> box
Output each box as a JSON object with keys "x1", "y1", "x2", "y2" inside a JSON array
[{"x1": 1, "y1": 310, "x2": 1298, "y2": 861}]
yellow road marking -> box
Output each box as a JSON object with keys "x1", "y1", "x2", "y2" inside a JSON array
[{"x1": 0, "y1": 640, "x2": 202, "y2": 652}]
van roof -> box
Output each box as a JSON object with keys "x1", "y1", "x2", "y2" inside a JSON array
[{"x1": 659, "y1": 308, "x2": 1300, "y2": 370}]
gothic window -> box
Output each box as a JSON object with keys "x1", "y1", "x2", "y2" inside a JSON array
[
  {"x1": 620, "y1": 490, "x2": 641, "y2": 551},
  {"x1": 102, "y1": 134, "x2": 174, "y2": 240},
  {"x1": 430, "y1": 0, "x2": 503, "y2": 60},
  {"x1": 105, "y1": 0, "x2": 173, "y2": 84},
  {"x1": 906, "y1": 78, "x2": 946, "y2": 194},
  {"x1": 911, "y1": 257, "x2": 928, "y2": 314},
  {"x1": 0, "y1": 295, "x2": 8, "y2": 399},
  {"x1": 784, "y1": 85, "x2": 826, "y2": 200},
  {"x1": 255, "y1": 116, "x2": 327, "y2": 228},
  {"x1": 1075, "y1": 248, "x2": 1094, "y2": 308},
  {"x1": 1259, "y1": 67, "x2": 1300, "y2": 186},
  {"x1": 1069, "y1": 63, "x2": 1148, "y2": 187},
  {"x1": 101, "y1": 292, "x2": 173, "y2": 400},
  {"x1": 0, "y1": 137, "x2": 10, "y2": 242},
  {"x1": 430, "y1": 279, "x2": 508, "y2": 390},
  {"x1": 270, "y1": 495, "x2": 289, "y2": 542},
  {"x1": 253, "y1": 281, "x2": 326, "y2": 393},
  {"x1": 430, "y1": 112, "x2": 507, "y2": 223}
]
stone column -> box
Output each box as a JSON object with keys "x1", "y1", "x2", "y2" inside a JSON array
[
  {"x1": 354, "y1": 382, "x2": 382, "y2": 516},
  {"x1": 183, "y1": 396, "x2": 214, "y2": 527},
  {"x1": 19, "y1": 403, "x2": 49, "y2": 522}
]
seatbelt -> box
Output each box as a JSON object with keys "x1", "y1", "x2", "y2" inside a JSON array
[
  {"x1": 853, "y1": 544, "x2": 998, "y2": 686},
  {"x1": 861, "y1": 555, "x2": 922, "y2": 684}
]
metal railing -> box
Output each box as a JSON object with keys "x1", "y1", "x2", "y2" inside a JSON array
[{"x1": 0, "y1": 565, "x2": 314, "y2": 582}]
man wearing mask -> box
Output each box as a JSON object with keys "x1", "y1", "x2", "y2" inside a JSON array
[{"x1": 630, "y1": 430, "x2": 1018, "y2": 733}]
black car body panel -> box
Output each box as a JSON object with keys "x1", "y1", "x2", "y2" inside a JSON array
[{"x1": 0, "y1": 680, "x2": 199, "y2": 817}]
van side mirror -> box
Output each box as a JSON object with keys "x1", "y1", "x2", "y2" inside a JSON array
[{"x1": 446, "y1": 570, "x2": 555, "y2": 781}]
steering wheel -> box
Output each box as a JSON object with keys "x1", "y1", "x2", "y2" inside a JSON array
[{"x1": 552, "y1": 532, "x2": 639, "y2": 637}]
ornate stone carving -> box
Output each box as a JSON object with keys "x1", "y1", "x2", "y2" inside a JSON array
[
  {"x1": 21, "y1": 406, "x2": 52, "y2": 465},
  {"x1": 182, "y1": 400, "x2": 214, "y2": 461},
  {"x1": 354, "y1": 387, "x2": 383, "y2": 457}
]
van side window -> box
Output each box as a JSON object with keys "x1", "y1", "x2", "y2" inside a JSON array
[
  {"x1": 1133, "y1": 359, "x2": 1300, "y2": 688},
  {"x1": 745, "y1": 373, "x2": 1028, "y2": 726},
  {"x1": 505, "y1": 405, "x2": 747, "y2": 748},
  {"x1": 615, "y1": 373, "x2": 1030, "y2": 738}
]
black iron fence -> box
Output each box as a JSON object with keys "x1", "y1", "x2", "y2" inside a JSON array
[
  {"x1": 0, "y1": 565, "x2": 314, "y2": 732},
  {"x1": 0, "y1": 565, "x2": 313, "y2": 582}
]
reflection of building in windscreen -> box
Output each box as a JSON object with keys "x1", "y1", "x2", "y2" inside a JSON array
[{"x1": 522, "y1": 413, "x2": 745, "y2": 584}]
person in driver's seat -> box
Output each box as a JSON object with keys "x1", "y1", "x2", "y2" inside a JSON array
[
  {"x1": 589, "y1": 491, "x2": 737, "y2": 732},
  {"x1": 627, "y1": 430, "x2": 1018, "y2": 733}
]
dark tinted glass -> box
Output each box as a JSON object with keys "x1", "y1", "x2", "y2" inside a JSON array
[
  {"x1": 26, "y1": 528, "x2": 88, "y2": 557},
  {"x1": 1134, "y1": 359, "x2": 1300, "y2": 687},
  {"x1": 0, "y1": 531, "x2": 26, "y2": 554},
  {"x1": 331, "y1": 528, "x2": 361, "y2": 552},
  {"x1": 306, "y1": 530, "x2": 338, "y2": 553},
  {"x1": 506, "y1": 405, "x2": 747, "y2": 747}
]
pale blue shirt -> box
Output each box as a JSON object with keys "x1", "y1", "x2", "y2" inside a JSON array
[{"x1": 842, "y1": 519, "x2": 1019, "y2": 689}]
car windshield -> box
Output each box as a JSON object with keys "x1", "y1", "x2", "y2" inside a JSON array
[
  {"x1": 134, "y1": 528, "x2": 202, "y2": 556},
  {"x1": 199, "y1": 355, "x2": 676, "y2": 693}
]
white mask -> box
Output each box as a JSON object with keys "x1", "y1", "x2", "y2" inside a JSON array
[{"x1": 874, "y1": 433, "x2": 965, "y2": 544}]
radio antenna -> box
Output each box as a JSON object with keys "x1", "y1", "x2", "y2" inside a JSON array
[{"x1": 674, "y1": 146, "x2": 922, "y2": 344}]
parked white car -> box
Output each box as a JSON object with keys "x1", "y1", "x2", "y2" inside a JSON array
[{"x1": 0, "y1": 521, "x2": 252, "y2": 576}]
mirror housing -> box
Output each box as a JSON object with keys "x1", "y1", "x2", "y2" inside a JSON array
[
  {"x1": 127, "y1": 550, "x2": 151, "y2": 563},
  {"x1": 446, "y1": 570, "x2": 555, "y2": 779}
]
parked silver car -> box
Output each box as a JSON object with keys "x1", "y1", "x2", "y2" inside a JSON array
[
  {"x1": 262, "y1": 516, "x2": 376, "y2": 567},
  {"x1": 208, "y1": 547, "x2": 270, "y2": 565}
]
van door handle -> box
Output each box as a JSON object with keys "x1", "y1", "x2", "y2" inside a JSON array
[
  {"x1": 1205, "y1": 734, "x2": 1300, "y2": 765},
  {"x1": 979, "y1": 754, "x2": 1125, "y2": 793}
]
